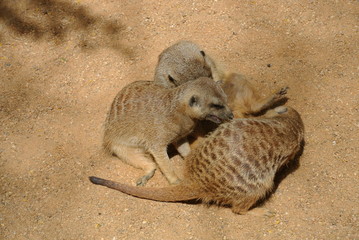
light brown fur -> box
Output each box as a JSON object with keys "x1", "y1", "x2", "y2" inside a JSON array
[
  {"x1": 152, "y1": 41, "x2": 285, "y2": 117},
  {"x1": 189, "y1": 72, "x2": 288, "y2": 149},
  {"x1": 153, "y1": 40, "x2": 286, "y2": 119},
  {"x1": 221, "y1": 72, "x2": 288, "y2": 118},
  {"x1": 154, "y1": 40, "x2": 223, "y2": 88},
  {"x1": 152, "y1": 41, "x2": 288, "y2": 149},
  {"x1": 103, "y1": 77, "x2": 233, "y2": 186},
  {"x1": 153, "y1": 40, "x2": 228, "y2": 156},
  {"x1": 91, "y1": 106, "x2": 304, "y2": 214}
]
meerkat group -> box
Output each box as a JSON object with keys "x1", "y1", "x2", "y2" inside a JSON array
[{"x1": 90, "y1": 40, "x2": 305, "y2": 214}]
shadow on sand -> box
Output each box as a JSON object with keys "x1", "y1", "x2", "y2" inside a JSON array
[{"x1": 0, "y1": 0, "x2": 134, "y2": 57}]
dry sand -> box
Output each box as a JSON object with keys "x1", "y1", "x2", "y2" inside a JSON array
[{"x1": 1, "y1": 0, "x2": 358, "y2": 239}]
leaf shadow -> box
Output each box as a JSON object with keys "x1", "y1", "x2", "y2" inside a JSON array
[{"x1": 0, "y1": 0, "x2": 135, "y2": 57}]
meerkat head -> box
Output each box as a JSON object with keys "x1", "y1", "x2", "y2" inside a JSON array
[
  {"x1": 154, "y1": 41, "x2": 220, "y2": 88},
  {"x1": 183, "y1": 77, "x2": 233, "y2": 123}
]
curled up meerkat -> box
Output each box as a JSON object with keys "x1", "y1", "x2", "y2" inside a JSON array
[
  {"x1": 102, "y1": 77, "x2": 233, "y2": 186},
  {"x1": 90, "y1": 106, "x2": 304, "y2": 214}
]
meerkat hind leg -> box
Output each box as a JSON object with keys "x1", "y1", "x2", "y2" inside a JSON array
[
  {"x1": 112, "y1": 145, "x2": 157, "y2": 186},
  {"x1": 248, "y1": 87, "x2": 289, "y2": 115}
]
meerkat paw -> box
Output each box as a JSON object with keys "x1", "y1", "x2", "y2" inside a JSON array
[
  {"x1": 167, "y1": 174, "x2": 181, "y2": 185},
  {"x1": 276, "y1": 86, "x2": 289, "y2": 97},
  {"x1": 269, "y1": 86, "x2": 289, "y2": 105},
  {"x1": 170, "y1": 178, "x2": 182, "y2": 185},
  {"x1": 174, "y1": 139, "x2": 191, "y2": 158},
  {"x1": 136, "y1": 176, "x2": 149, "y2": 186},
  {"x1": 136, "y1": 169, "x2": 156, "y2": 186}
]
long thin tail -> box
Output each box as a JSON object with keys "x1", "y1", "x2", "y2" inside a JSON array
[{"x1": 89, "y1": 176, "x2": 201, "y2": 202}]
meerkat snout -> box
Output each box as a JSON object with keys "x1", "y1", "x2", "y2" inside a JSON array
[
  {"x1": 204, "y1": 103, "x2": 233, "y2": 124},
  {"x1": 184, "y1": 78, "x2": 233, "y2": 124},
  {"x1": 187, "y1": 95, "x2": 232, "y2": 123}
]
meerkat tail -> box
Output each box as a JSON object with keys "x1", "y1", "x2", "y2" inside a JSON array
[{"x1": 89, "y1": 176, "x2": 200, "y2": 202}]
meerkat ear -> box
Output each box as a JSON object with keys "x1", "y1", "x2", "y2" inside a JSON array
[
  {"x1": 200, "y1": 51, "x2": 206, "y2": 57},
  {"x1": 189, "y1": 95, "x2": 199, "y2": 107}
]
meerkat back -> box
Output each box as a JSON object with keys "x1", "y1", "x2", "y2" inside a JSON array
[{"x1": 185, "y1": 106, "x2": 304, "y2": 213}]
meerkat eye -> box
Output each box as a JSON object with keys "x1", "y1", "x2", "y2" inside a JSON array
[
  {"x1": 168, "y1": 75, "x2": 177, "y2": 85},
  {"x1": 200, "y1": 51, "x2": 206, "y2": 57},
  {"x1": 210, "y1": 103, "x2": 224, "y2": 109}
]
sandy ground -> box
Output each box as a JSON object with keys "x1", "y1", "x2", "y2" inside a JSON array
[{"x1": 0, "y1": 0, "x2": 358, "y2": 239}]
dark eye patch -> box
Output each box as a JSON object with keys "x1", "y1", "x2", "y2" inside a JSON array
[
  {"x1": 200, "y1": 51, "x2": 206, "y2": 57},
  {"x1": 210, "y1": 103, "x2": 224, "y2": 109},
  {"x1": 189, "y1": 96, "x2": 199, "y2": 107},
  {"x1": 168, "y1": 75, "x2": 177, "y2": 85}
]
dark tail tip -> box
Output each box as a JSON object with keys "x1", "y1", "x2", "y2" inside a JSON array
[{"x1": 89, "y1": 176, "x2": 105, "y2": 185}]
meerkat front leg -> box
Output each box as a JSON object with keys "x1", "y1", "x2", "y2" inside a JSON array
[
  {"x1": 149, "y1": 148, "x2": 181, "y2": 185},
  {"x1": 173, "y1": 138, "x2": 191, "y2": 158}
]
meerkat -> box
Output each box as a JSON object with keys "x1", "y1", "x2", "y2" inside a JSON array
[
  {"x1": 153, "y1": 40, "x2": 226, "y2": 155},
  {"x1": 103, "y1": 77, "x2": 233, "y2": 186},
  {"x1": 154, "y1": 40, "x2": 224, "y2": 88},
  {"x1": 91, "y1": 106, "x2": 304, "y2": 214}
]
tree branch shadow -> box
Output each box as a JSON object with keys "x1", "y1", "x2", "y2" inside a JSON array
[{"x1": 0, "y1": 0, "x2": 135, "y2": 57}]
